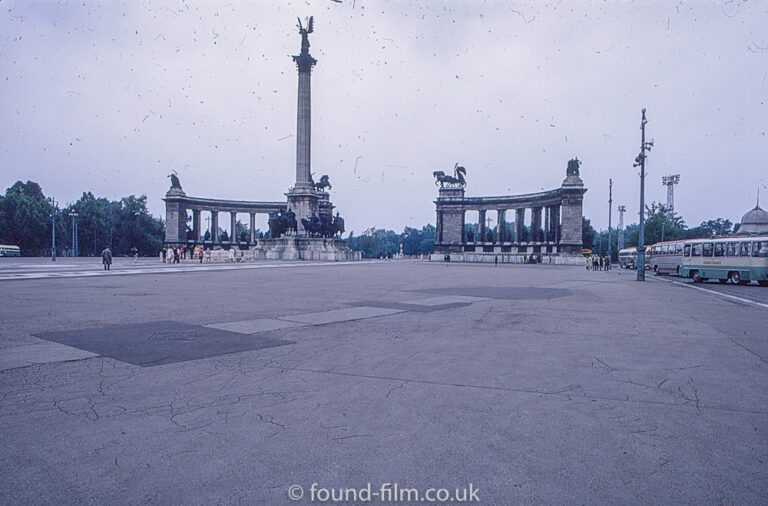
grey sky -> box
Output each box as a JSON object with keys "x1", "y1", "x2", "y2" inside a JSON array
[{"x1": 2, "y1": 0, "x2": 766, "y2": 235}]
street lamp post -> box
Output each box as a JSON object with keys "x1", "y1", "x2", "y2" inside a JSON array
[
  {"x1": 48, "y1": 198, "x2": 57, "y2": 261},
  {"x1": 633, "y1": 108, "x2": 653, "y2": 281},
  {"x1": 608, "y1": 178, "x2": 613, "y2": 263},
  {"x1": 69, "y1": 212, "x2": 79, "y2": 257}
]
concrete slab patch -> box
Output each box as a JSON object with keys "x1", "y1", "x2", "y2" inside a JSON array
[
  {"x1": 33, "y1": 321, "x2": 293, "y2": 367},
  {"x1": 352, "y1": 300, "x2": 473, "y2": 313},
  {"x1": 0, "y1": 343, "x2": 97, "y2": 371},
  {"x1": 401, "y1": 295, "x2": 489, "y2": 306},
  {"x1": 278, "y1": 306, "x2": 405, "y2": 325},
  {"x1": 205, "y1": 318, "x2": 308, "y2": 334},
  {"x1": 416, "y1": 287, "x2": 571, "y2": 300}
]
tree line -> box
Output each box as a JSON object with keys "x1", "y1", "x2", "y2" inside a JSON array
[{"x1": 0, "y1": 180, "x2": 164, "y2": 257}]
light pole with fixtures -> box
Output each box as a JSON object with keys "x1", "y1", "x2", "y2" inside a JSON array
[{"x1": 633, "y1": 108, "x2": 653, "y2": 281}]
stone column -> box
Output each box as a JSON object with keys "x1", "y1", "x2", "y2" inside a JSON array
[
  {"x1": 554, "y1": 205, "x2": 561, "y2": 243},
  {"x1": 192, "y1": 209, "x2": 201, "y2": 242},
  {"x1": 211, "y1": 210, "x2": 219, "y2": 243},
  {"x1": 478, "y1": 210, "x2": 486, "y2": 243},
  {"x1": 436, "y1": 210, "x2": 443, "y2": 243},
  {"x1": 230, "y1": 212, "x2": 237, "y2": 243},
  {"x1": 515, "y1": 208, "x2": 524, "y2": 243},
  {"x1": 162, "y1": 187, "x2": 187, "y2": 245},
  {"x1": 292, "y1": 32, "x2": 317, "y2": 192},
  {"x1": 544, "y1": 206, "x2": 551, "y2": 243},
  {"x1": 249, "y1": 213, "x2": 256, "y2": 244},
  {"x1": 532, "y1": 207, "x2": 542, "y2": 243},
  {"x1": 497, "y1": 210, "x2": 506, "y2": 243}
]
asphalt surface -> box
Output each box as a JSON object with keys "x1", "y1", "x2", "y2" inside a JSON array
[{"x1": 1, "y1": 259, "x2": 766, "y2": 504}]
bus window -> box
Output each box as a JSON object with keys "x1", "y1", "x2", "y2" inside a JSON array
[
  {"x1": 675, "y1": 243, "x2": 683, "y2": 254},
  {"x1": 702, "y1": 243, "x2": 713, "y2": 257},
  {"x1": 683, "y1": 244, "x2": 691, "y2": 257},
  {"x1": 714, "y1": 243, "x2": 725, "y2": 257},
  {"x1": 740, "y1": 242, "x2": 751, "y2": 257},
  {"x1": 726, "y1": 243, "x2": 738, "y2": 256},
  {"x1": 662, "y1": 244, "x2": 669, "y2": 254},
  {"x1": 653, "y1": 245, "x2": 662, "y2": 254},
  {"x1": 754, "y1": 241, "x2": 768, "y2": 257},
  {"x1": 693, "y1": 243, "x2": 702, "y2": 256}
]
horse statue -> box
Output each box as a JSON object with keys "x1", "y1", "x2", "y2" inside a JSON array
[
  {"x1": 332, "y1": 212, "x2": 345, "y2": 237},
  {"x1": 314, "y1": 174, "x2": 332, "y2": 191},
  {"x1": 300, "y1": 213, "x2": 322, "y2": 237},
  {"x1": 433, "y1": 163, "x2": 467, "y2": 188}
]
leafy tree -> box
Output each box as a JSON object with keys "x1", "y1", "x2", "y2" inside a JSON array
[
  {"x1": 0, "y1": 181, "x2": 57, "y2": 255},
  {"x1": 699, "y1": 218, "x2": 733, "y2": 237},
  {"x1": 582, "y1": 216, "x2": 596, "y2": 251}
]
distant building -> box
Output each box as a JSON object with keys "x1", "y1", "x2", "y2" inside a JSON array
[{"x1": 735, "y1": 203, "x2": 768, "y2": 235}]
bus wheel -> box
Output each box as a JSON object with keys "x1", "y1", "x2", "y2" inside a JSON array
[
  {"x1": 729, "y1": 271, "x2": 741, "y2": 285},
  {"x1": 692, "y1": 271, "x2": 702, "y2": 283}
]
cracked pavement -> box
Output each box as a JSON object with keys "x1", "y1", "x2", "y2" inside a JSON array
[{"x1": 1, "y1": 260, "x2": 766, "y2": 504}]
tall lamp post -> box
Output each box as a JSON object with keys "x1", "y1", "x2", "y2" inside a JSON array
[
  {"x1": 633, "y1": 108, "x2": 653, "y2": 281},
  {"x1": 608, "y1": 178, "x2": 613, "y2": 263},
  {"x1": 69, "y1": 212, "x2": 79, "y2": 257},
  {"x1": 48, "y1": 198, "x2": 57, "y2": 261}
]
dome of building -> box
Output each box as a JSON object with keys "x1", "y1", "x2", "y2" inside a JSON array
[{"x1": 735, "y1": 203, "x2": 768, "y2": 235}]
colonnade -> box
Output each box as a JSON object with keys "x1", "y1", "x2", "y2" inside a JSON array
[{"x1": 468, "y1": 205, "x2": 562, "y2": 246}]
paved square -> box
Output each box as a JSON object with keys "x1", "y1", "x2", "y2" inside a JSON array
[{"x1": 1, "y1": 260, "x2": 766, "y2": 504}]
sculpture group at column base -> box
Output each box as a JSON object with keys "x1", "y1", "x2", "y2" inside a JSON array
[{"x1": 253, "y1": 236, "x2": 360, "y2": 261}]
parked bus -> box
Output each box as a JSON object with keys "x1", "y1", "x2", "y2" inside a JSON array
[
  {"x1": 0, "y1": 244, "x2": 21, "y2": 257},
  {"x1": 680, "y1": 236, "x2": 768, "y2": 286},
  {"x1": 618, "y1": 247, "x2": 649, "y2": 270},
  {"x1": 648, "y1": 239, "x2": 686, "y2": 276}
]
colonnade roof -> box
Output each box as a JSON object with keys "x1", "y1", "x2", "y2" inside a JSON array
[
  {"x1": 164, "y1": 194, "x2": 286, "y2": 213},
  {"x1": 435, "y1": 188, "x2": 565, "y2": 210}
]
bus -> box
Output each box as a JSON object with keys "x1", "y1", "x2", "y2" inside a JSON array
[
  {"x1": 648, "y1": 239, "x2": 686, "y2": 276},
  {"x1": 618, "y1": 247, "x2": 650, "y2": 270},
  {"x1": 680, "y1": 236, "x2": 768, "y2": 286},
  {"x1": 0, "y1": 245, "x2": 21, "y2": 257}
]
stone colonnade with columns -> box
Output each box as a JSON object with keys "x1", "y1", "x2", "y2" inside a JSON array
[
  {"x1": 163, "y1": 186, "x2": 285, "y2": 246},
  {"x1": 433, "y1": 165, "x2": 586, "y2": 262}
]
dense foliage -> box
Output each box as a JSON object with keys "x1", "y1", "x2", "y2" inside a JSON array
[{"x1": 0, "y1": 181, "x2": 164, "y2": 256}]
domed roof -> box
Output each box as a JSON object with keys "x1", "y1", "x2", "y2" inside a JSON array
[
  {"x1": 736, "y1": 204, "x2": 768, "y2": 235},
  {"x1": 741, "y1": 204, "x2": 768, "y2": 225}
]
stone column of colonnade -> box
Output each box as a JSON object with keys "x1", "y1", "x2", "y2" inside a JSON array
[
  {"x1": 531, "y1": 207, "x2": 541, "y2": 243},
  {"x1": 497, "y1": 210, "x2": 506, "y2": 243},
  {"x1": 249, "y1": 213, "x2": 256, "y2": 244},
  {"x1": 478, "y1": 210, "x2": 487, "y2": 243},
  {"x1": 211, "y1": 211, "x2": 219, "y2": 243},
  {"x1": 230, "y1": 212, "x2": 237, "y2": 243},
  {"x1": 192, "y1": 210, "x2": 201, "y2": 242},
  {"x1": 515, "y1": 208, "x2": 525, "y2": 244}
]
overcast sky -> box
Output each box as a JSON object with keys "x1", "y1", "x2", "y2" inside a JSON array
[{"x1": 2, "y1": 0, "x2": 766, "y2": 235}]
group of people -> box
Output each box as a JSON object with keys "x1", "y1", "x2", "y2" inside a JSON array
[
  {"x1": 587, "y1": 254, "x2": 611, "y2": 271},
  {"x1": 160, "y1": 245, "x2": 218, "y2": 264}
]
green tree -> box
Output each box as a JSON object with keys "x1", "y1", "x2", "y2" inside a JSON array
[
  {"x1": 582, "y1": 216, "x2": 596, "y2": 252},
  {"x1": 0, "y1": 181, "x2": 56, "y2": 255}
]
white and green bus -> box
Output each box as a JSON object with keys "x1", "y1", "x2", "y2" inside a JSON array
[
  {"x1": 680, "y1": 236, "x2": 768, "y2": 286},
  {"x1": 0, "y1": 244, "x2": 21, "y2": 257}
]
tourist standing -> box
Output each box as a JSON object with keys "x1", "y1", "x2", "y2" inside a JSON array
[{"x1": 101, "y1": 245, "x2": 112, "y2": 271}]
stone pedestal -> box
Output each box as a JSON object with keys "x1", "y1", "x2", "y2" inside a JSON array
[
  {"x1": 286, "y1": 188, "x2": 320, "y2": 234},
  {"x1": 254, "y1": 237, "x2": 359, "y2": 261},
  {"x1": 163, "y1": 187, "x2": 187, "y2": 244},
  {"x1": 560, "y1": 172, "x2": 586, "y2": 254}
]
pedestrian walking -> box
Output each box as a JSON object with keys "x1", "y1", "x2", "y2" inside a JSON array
[
  {"x1": 131, "y1": 246, "x2": 138, "y2": 263},
  {"x1": 101, "y1": 245, "x2": 112, "y2": 271},
  {"x1": 161, "y1": 247, "x2": 166, "y2": 263},
  {"x1": 199, "y1": 248, "x2": 204, "y2": 264}
]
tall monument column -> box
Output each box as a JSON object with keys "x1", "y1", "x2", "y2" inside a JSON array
[{"x1": 286, "y1": 16, "x2": 320, "y2": 234}]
